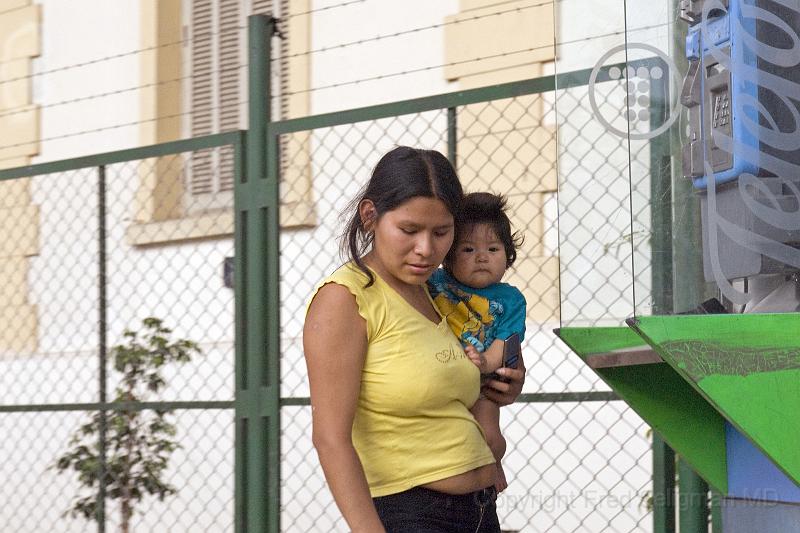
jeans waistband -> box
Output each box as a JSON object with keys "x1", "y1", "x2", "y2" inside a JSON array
[{"x1": 378, "y1": 485, "x2": 497, "y2": 508}]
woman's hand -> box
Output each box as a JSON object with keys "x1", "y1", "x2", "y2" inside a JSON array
[{"x1": 481, "y1": 356, "x2": 526, "y2": 406}]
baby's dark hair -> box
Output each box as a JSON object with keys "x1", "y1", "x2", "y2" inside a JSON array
[
  {"x1": 340, "y1": 146, "x2": 463, "y2": 287},
  {"x1": 444, "y1": 192, "x2": 524, "y2": 270}
]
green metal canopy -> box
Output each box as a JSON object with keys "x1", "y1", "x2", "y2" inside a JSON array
[
  {"x1": 555, "y1": 326, "x2": 728, "y2": 493},
  {"x1": 557, "y1": 313, "x2": 800, "y2": 495},
  {"x1": 627, "y1": 313, "x2": 800, "y2": 489}
]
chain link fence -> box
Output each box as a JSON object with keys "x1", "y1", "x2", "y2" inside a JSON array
[
  {"x1": 278, "y1": 67, "x2": 660, "y2": 532},
  {"x1": 1, "y1": 65, "x2": 663, "y2": 531},
  {"x1": 0, "y1": 137, "x2": 241, "y2": 532}
]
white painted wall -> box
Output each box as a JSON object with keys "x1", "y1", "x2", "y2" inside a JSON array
[
  {"x1": 310, "y1": 0, "x2": 460, "y2": 113},
  {"x1": 32, "y1": 0, "x2": 141, "y2": 163}
]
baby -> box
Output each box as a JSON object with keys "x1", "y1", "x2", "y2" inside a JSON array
[{"x1": 428, "y1": 191, "x2": 526, "y2": 492}]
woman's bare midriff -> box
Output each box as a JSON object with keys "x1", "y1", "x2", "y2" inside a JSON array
[{"x1": 420, "y1": 463, "x2": 496, "y2": 495}]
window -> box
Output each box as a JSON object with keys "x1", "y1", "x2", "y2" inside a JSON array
[
  {"x1": 183, "y1": 0, "x2": 290, "y2": 213},
  {"x1": 128, "y1": 0, "x2": 313, "y2": 246}
]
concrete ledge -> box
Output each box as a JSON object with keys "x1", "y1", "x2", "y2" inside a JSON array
[
  {"x1": 127, "y1": 200, "x2": 317, "y2": 246},
  {"x1": 127, "y1": 210, "x2": 234, "y2": 246}
]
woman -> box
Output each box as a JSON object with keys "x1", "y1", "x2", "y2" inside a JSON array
[{"x1": 304, "y1": 146, "x2": 526, "y2": 532}]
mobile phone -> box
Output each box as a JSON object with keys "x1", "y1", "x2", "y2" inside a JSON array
[{"x1": 502, "y1": 333, "x2": 521, "y2": 370}]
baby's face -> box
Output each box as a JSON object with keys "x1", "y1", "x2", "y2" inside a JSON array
[{"x1": 450, "y1": 223, "x2": 507, "y2": 289}]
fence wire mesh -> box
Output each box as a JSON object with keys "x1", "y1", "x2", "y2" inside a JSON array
[
  {"x1": 0, "y1": 144, "x2": 237, "y2": 532},
  {"x1": 278, "y1": 76, "x2": 657, "y2": 532},
  {"x1": 1, "y1": 68, "x2": 663, "y2": 532}
]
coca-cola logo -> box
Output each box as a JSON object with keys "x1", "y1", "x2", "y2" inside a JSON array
[{"x1": 700, "y1": 0, "x2": 800, "y2": 305}]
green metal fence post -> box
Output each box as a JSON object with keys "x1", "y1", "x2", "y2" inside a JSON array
[
  {"x1": 447, "y1": 106, "x2": 457, "y2": 168},
  {"x1": 679, "y1": 459, "x2": 709, "y2": 532},
  {"x1": 649, "y1": 64, "x2": 673, "y2": 315},
  {"x1": 235, "y1": 14, "x2": 280, "y2": 533},
  {"x1": 669, "y1": 0, "x2": 713, "y2": 315},
  {"x1": 649, "y1": 56, "x2": 676, "y2": 533},
  {"x1": 653, "y1": 435, "x2": 676, "y2": 533},
  {"x1": 669, "y1": 4, "x2": 713, "y2": 530},
  {"x1": 97, "y1": 164, "x2": 107, "y2": 533},
  {"x1": 263, "y1": 16, "x2": 282, "y2": 533}
]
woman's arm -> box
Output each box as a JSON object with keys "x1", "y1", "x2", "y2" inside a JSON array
[
  {"x1": 304, "y1": 283, "x2": 386, "y2": 533},
  {"x1": 481, "y1": 355, "x2": 526, "y2": 406}
]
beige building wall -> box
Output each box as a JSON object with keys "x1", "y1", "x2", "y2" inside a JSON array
[
  {"x1": 445, "y1": 0, "x2": 559, "y2": 322},
  {"x1": 130, "y1": 0, "x2": 314, "y2": 247},
  {"x1": 136, "y1": 0, "x2": 184, "y2": 227},
  {"x1": 279, "y1": 0, "x2": 315, "y2": 229},
  {"x1": 0, "y1": 0, "x2": 40, "y2": 353},
  {"x1": 132, "y1": 0, "x2": 194, "y2": 246}
]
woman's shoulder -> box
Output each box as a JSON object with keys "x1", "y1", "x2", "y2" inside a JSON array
[
  {"x1": 326, "y1": 262, "x2": 372, "y2": 287},
  {"x1": 309, "y1": 263, "x2": 375, "y2": 305},
  {"x1": 309, "y1": 263, "x2": 386, "y2": 338}
]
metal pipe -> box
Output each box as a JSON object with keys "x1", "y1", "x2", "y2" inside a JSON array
[
  {"x1": 447, "y1": 106, "x2": 457, "y2": 168},
  {"x1": 97, "y1": 164, "x2": 107, "y2": 533},
  {"x1": 679, "y1": 458, "x2": 709, "y2": 532},
  {"x1": 236, "y1": 13, "x2": 280, "y2": 533},
  {"x1": 649, "y1": 51, "x2": 677, "y2": 533},
  {"x1": 653, "y1": 434, "x2": 676, "y2": 533},
  {"x1": 669, "y1": 2, "x2": 713, "y2": 530}
]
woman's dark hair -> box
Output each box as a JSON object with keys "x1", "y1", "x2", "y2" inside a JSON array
[
  {"x1": 444, "y1": 192, "x2": 524, "y2": 271},
  {"x1": 340, "y1": 146, "x2": 463, "y2": 287}
]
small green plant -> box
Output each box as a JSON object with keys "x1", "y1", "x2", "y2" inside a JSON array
[{"x1": 55, "y1": 317, "x2": 201, "y2": 533}]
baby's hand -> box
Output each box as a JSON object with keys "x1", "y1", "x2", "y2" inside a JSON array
[{"x1": 464, "y1": 345, "x2": 488, "y2": 373}]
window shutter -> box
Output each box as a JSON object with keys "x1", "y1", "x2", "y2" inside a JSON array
[
  {"x1": 190, "y1": 0, "x2": 214, "y2": 195},
  {"x1": 277, "y1": 0, "x2": 290, "y2": 121},
  {"x1": 252, "y1": 0, "x2": 273, "y2": 15},
  {"x1": 187, "y1": 0, "x2": 289, "y2": 202},
  {"x1": 217, "y1": 0, "x2": 241, "y2": 192},
  {"x1": 218, "y1": 0, "x2": 240, "y2": 133}
]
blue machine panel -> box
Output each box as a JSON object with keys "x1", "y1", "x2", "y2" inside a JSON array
[
  {"x1": 682, "y1": 0, "x2": 761, "y2": 188},
  {"x1": 726, "y1": 422, "x2": 800, "y2": 504},
  {"x1": 722, "y1": 498, "x2": 800, "y2": 533}
]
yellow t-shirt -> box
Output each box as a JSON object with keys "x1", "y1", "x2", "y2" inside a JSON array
[{"x1": 309, "y1": 263, "x2": 495, "y2": 497}]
